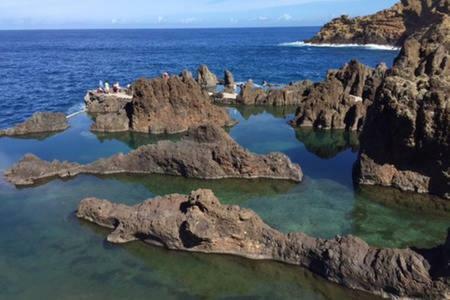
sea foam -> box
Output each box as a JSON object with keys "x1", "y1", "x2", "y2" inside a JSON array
[{"x1": 279, "y1": 41, "x2": 400, "y2": 51}]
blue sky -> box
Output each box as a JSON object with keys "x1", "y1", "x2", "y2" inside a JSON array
[{"x1": 0, "y1": 0, "x2": 398, "y2": 29}]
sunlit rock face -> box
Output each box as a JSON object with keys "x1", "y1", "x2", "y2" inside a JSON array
[
  {"x1": 86, "y1": 70, "x2": 234, "y2": 134},
  {"x1": 77, "y1": 189, "x2": 450, "y2": 299},
  {"x1": 0, "y1": 112, "x2": 69, "y2": 137},
  {"x1": 4, "y1": 125, "x2": 302, "y2": 186},
  {"x1": 306, "y1": 0, "x2": 450, "y2": 46}
]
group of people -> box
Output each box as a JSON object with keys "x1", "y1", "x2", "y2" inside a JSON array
[{"x1": 98, "y1": 81, "x2": 127, "y2": 94}]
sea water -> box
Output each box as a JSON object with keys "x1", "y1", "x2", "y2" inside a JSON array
[{"x1": 0, "y1": 28, "x2": 448, "y2": 299}]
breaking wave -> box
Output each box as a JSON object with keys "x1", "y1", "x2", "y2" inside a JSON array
[{"x1": 279, "y1": 41, "x2": 400, "y2": 51}]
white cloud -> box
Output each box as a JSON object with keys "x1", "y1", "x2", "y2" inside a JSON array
[
  {"x1": 280, "y1": 13, "x2": 293, "y2": 21},
  {"x1": 257, "y1": 16, "x2": 270, "y2": 22}
]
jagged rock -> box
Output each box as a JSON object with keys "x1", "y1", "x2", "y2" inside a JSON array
[
  {"x1": 290, "y1": 61, "x2": 387, "y2": 131},
  {"x1": 86, "y1": 71, "x2": 234, "y2": 134},
  {"x1": 91, "y1": 110, "x2": 130, "y2": 132},
  {"x1": 197, "y1": 64, "x2": 218, "y2": 90},
  {"x1": 129, "y1": 72, "x2": 233, "y2": 134},
  {"x1": 355, "y1": 15, "x2": 450, "y2": 199},
  {"x1": 4, "y1": 125, "x2": 302, "y2": 186},
  {"x1": 224, "y1": 70, "x2": 235, "y2": 89},
  {"x1": 77, "y1": 189, "x2": 450, "y2": 299},
  {"x1": 0, "y1": 112, "x2": 69, "y2": 137},
  {"x1": 307, "y1": 0, "x2": 450, "y2": 46},
  {"x1": 234, "y1": 80, "x2": 314, "y2": 106},
  {"x1": 84, "y1": 91, "x2": 132, "y2": 114}
]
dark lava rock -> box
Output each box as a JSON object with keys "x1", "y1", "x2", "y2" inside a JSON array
[
  {"x1": 129, "y1": 72, "x2": 233, "y2": 134},
  {"x1": 197, "y1": 64, "x2": 218, "y2": 90},
  {"x1": 77, "y1": 189, "x2": 450, "y2": 299},
  {"x1": 86, "y1": 71, "x2": 234, "y2": 134},
  {"x1": 224, "y1": 69, "x2": 235, "y2": 89},
  {"x1": 290, "y1": 61, "x2": 387, "y2": 131},
  {"x1": 306, "y1": 0, "x2": 450, "y2": 46},
  {"x1": 4, "y1": 125, "x2": 302, "y2": 186},
  {"x1": 355, "y1": 14, "x2": 450, "y2": 199},
  {"x1": 84, "y1": 92, "x2": 132, "y2": 114},
  {"x1": 0, "y1": 112, "x2": 69, "y2": 137}
]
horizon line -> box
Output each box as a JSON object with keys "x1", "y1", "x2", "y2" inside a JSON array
[{"x1": 0, "y1": 25, "x2": 322, "y2": 31}]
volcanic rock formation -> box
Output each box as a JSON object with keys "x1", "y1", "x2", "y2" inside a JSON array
[
  {"x1": 87, "y1": 71, "x2": 234, "y2": 134},
  {"x1": 0, "y1": 112, "x2": 69, "y2": 137},
  {"x1": 355, "y1": 14, "x2": 450, "y2": 199},
  {"x1": 4, "y1": 125, "x2": 302, "y2": 186},
  {"x1": 306, "y1": 0, "x2": 450, "y2": 46},
  {"x1": 197, "y1": 64, "x2": 218, "y2": 90},
  {"x1": 77, "y1": 189, "x2": 450, "y2": 299},
  {"x1": 290, "y1": 61, "x2": 387, "y2": 131}
]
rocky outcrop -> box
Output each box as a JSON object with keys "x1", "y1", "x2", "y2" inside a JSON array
[
  {"x1": 77, "y1": 189, "x2": 450, "y2": 299},
  {"x1": 84, "y1": 91, "x2": 132, "y2": 114},
  {"x1": 355, "y1": 14, "x2": 450, "y2": 199},
  {"x1": 91, "y1": 110, "x2": 130, "y2": 132},
  {"x1": 224, "y1": 70, "x2": 235, "y2": 90},
  {"x1": 234, "y1": 80, "x2": 314, "y2": 106},
  {"x1": 290, "y1": 61, "x2": 387, "y2": 131},
  {"x1": 197, "y1": 65, "x2": 218, "y2": 90},
  {"x1": 222, "y1": 61, "x2": 386, "y2": 131},
  {"x1": 306, "y1": 0, "x2": 450, "y2": 46},
  {"x1": 88, "y1": 71, "x2": 234, "y2": 134},
  {"x1": 4, "y1": 125, "x2": 302, "y2": 186},
  {"x1": 0, "y1": 112, "x2": 69, "y2": 137},
  {"x1": 129, "y1": 72, "x2": 233, "y2": 134}
]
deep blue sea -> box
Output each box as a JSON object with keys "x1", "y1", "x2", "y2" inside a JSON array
[
  {"x1": 1, "y1": 28, "x2": 448, "y2": 300},
  {"x1": 0, "y1": 27, "x2": 398, "y2": 128}
]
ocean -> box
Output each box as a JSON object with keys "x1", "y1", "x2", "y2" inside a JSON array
[
  {"x1": 0, "y1": 27, "x2": 398, "y2": 128},
  {"x1": 0, "y1": 28, "x2": 448, "y2": 300}
]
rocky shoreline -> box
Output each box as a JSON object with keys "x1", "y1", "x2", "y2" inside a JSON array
[
  {"x1": 77, "y1": 189, "x2": 450, "y2": 299},
  {"x1": 306, "y1": 0, "x2": 450, "y2": 46},
  {"x1": 4, "y1": 125, "x2": 302, "y2": 186},
  {"x1": 354, "y1": 12, "x2": 450, "y2": 199},
  {"x1": 0, "y1": 112, "x2": 69, "y2": 137}
]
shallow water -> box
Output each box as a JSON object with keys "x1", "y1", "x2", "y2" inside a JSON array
[{"x1": 0, "y1": 108, "x2": 449, "y2": 299}]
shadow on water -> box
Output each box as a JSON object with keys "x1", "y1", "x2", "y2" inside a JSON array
[
  {"x1": 295, "y1": 128, "x2": 359, "y2": 159},
  {"x1": 94, "y1": 131, "x2": 183, "y2": 149},
  {"x1": 230, "y1": 104, "x2": 297, "y2": 120}
]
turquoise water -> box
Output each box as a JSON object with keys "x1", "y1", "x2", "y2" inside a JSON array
[{"x1": 0, "y1": 108, "x2": 449, "y2": 299}]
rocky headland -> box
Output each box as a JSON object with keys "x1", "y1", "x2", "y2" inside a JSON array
[
  {"x1": 355, "y1": 13, "x2": 450, "y2": 199},
  {"x1": 86, "y1": 70, "x2": 234, "y2": 134},
  {"x1": 306, "y1": 0, "x2": 450, "y2": 46},
  {"x1": 4, "y1": 125, "x2": 302, "y2": 186},
  {"x1": 0, "y1": 112, "x2": 69, "y2": 137},
  {"x1": 77, "y1": 189, "x2": 450, "y2": 299}
]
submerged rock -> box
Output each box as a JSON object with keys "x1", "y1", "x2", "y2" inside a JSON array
[
  {"x1": 77, "y1": 189, "x2": 450, "y2": 299},
  {"x1": 306, "y1": 0, "x2": 449, "y2": 46},
  {"x1": 355, "y1": 14, "x2": 450, "y2": 199},
  {"x1": 4, "y1": 125, "x2": 302, "y2": 186},
  {"x1": 0, "y1": 112, "x2": 69, "y2": 137}
]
